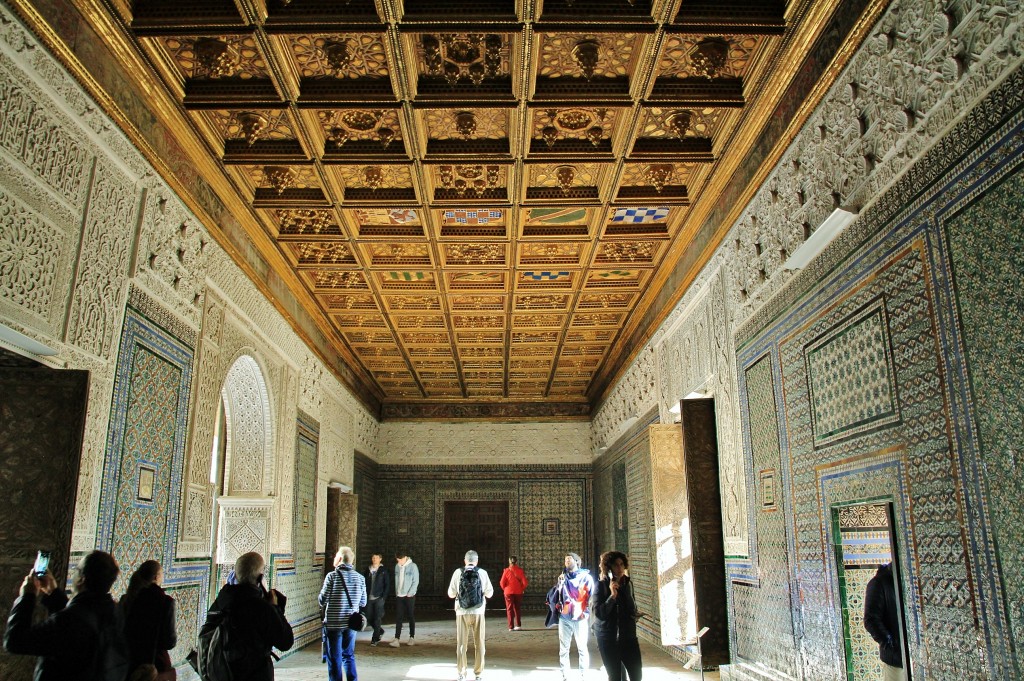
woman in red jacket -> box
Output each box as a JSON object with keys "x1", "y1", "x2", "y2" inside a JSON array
[{"x1": 499, "y1": 556, "x2": 528, "y2": 630}]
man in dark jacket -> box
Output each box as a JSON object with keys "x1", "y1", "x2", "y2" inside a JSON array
[
  {"x1": 364, "y1": 553, "x2": 390, "y2": 646},
  {"x1": 204, "y1": 551, "x2": 294, "y2": 681},
  {"x1": 4, "y1": 550, "x2": 125, "y2": 681},
  {"x1": 864, "y1": 563, "x2": 906, "y2": 681}
]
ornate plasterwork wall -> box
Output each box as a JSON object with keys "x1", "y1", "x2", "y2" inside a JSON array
[
  {"x1": 0, "y1": 1, "x2": 378, "y2": 659},
  {"x1": 593, "y1": 0, "x2": 1024, "y2": 559},
  {"x1": 376, "y1": 419, "x2": 594, "y2": 465}
]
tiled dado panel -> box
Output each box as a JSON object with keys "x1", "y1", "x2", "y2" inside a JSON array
[
  {"x1": 270, "y1": 413, "x2": 323, "y2": 648},
  {"x1": 734, "y1": 356, "x2": 798, "y2": 675},
  {"x1": 733, "y1": 71, "x2": 1024, "y2": 680},
  {"x1": 367, "y1": 466, "x2": 590, "y2": 609},
  {"x1": 354, "y1": 452, "x2": 380, "y2": 574}
]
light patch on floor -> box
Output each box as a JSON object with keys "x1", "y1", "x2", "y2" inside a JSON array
[{"x1": 276, "y1": 615, "x2": 720, "y2": 681}]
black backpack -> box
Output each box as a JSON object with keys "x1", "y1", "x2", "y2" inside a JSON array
[
  {"x1": 458, "y1": 568, "x2": 484, "y2": 609},
  {"x1": 77, "y1": 606, "x2": 131, "y2": 681},
  {"x1": 197, "y1": 607, "x2": 262, "y2": 681}
]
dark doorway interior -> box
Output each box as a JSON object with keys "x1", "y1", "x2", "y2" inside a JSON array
[{"x1": 443, "y1": 500, "x2": 509, "y2": 608}]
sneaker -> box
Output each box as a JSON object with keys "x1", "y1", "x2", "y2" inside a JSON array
[
  {"x1": 458, "y1": 675, "x2": 465, "y2": 681},
  {"x1": 389, "y1": 639, "x2": 401, "y2": 648},
  {"x1": 513, "y1": 626, "x2": 521, "y2": 630},
  {"x1": 407, "y1": 637, "x2": 416, "y2": 646},
  {"x1": 371, "y1": 640, "x2": 379, "y2": 647}
]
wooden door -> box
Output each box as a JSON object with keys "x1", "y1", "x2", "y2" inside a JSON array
[
  {"x1": 443, "y1": 500, "x2": 508, "y2": 606},
  {"x1": 0, "y1": 359, "x2": 88, "y2": 681}
]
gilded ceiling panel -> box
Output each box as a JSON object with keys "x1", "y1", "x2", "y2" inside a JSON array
[
  {"x1": 288, "y1": 241, "x2": 357, "y2": 266},
  {"x1": 206, "y1": 109, "x2": 297, "y2": 142},
  {"x1": 320, "y1": 294, "x2": 379, "y2": 310},
  {"x1": 517, "y1": 242, "x2": 588, "y2": 266},
  {"x1": 657, "y1": 34, "x2": 763, "y2": 79},
  {"x1": 157, "y1": 36, "x2": 269, "y2": 80},
  {"x1": 411, "y1": 33, "x2": 514, "y2": 81},
  {"x1": 424, "y1": 109, "x2": 508, "y2": 141},
  {"x1": 537, "y1": 33, "x2": 640, "y2": 79},
  {"x1": 274, "y1": 209, "x2": 345, "y2": 237},
  {"x1": 530, "y1": 108, "x2": 620, "y2": 147},
  {"x1": 314, "y1": 109, "x2": 404, "y2": 146},
  {"x1": 442, "y1": 243, "x2": 508, "y2": 266},
  {"x1": 513, "y1": 294, "x2": 572, "y2": 311},
  {"x1": 286, "y1": 34, "x2": 391, "y2": 79},
  {"x1": 446, "y1": 271, "x2": 507, "y2": 291},
  {"x1": 528, "y1": 163, "x2": 603, "y2": 189},
  {"x1": 94, "y1": 0, "x2": 861, "y2": 415},
  {"x1": 333, "y1": 165, "x2": 415, "y2": 190},
  {"x1": 448, "y1": 295, "x2": 507, "y2": 311},
  {"x1": 360, "y1": 243, "x2": 433, "y2": 267}
]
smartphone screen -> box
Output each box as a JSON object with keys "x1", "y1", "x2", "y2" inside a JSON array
[{"x1": 33, "y1": 550, "x2": 51, "y2": 577}]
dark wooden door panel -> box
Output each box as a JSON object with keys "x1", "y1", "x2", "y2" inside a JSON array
[{"x1": 443, "y1": 501, "x2": 508, "y2": 606}]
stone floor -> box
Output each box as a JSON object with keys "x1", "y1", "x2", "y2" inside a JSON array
[{"x1": 276, "y1": 614, "x2": 720, "y2": 681}]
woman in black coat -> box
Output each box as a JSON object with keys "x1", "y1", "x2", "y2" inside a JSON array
[
  {"x1": 119, "y1": 560, "x2": 177, "y2": 679},
  {"x1": 593, "y1": 551, "x2": 642, "y2": 681}
]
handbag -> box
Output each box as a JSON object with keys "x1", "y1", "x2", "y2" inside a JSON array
[{"x1": 338, "y1": 570, "x2": 369, "y2": 631}]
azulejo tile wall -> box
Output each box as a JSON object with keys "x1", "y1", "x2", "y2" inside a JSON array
[
  {"x1": 733, "y1": 69, "x2": 1024, "y2": 680},
  {"x1": 356, "y1": 464, "x2": 591, "y2": 610},
  {"x1": 941, "y1": 143, "x2": 1024, "y2": 671}
]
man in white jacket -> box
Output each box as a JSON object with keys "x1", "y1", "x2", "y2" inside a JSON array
[
  {"x1": 448, "y1": 550, "x2": 494, "y2": 681},
  {"x1": 391, "y1": 552, "x2": 419, "y2": 647}
]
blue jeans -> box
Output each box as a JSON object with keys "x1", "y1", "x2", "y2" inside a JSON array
[{"x1": 325, "y1": 628, "x2": 357, "y2": 681}]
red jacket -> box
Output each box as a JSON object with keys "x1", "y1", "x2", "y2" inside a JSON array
[{"x1": 499, "y1": 565, "x2": 528, "y2": 595}]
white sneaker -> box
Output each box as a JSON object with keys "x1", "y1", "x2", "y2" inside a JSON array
[
  {"x1": 407, "y1": 637, "x2": 416, "y2": 646},
  {"x1": 389, "y1": 639, "x2": 400, "y2": 648},
  {"x1": 513, "y1": 626, "x2": 521, "y2": 630}
]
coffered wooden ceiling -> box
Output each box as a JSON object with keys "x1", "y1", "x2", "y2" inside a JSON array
[{"x1": 18, "y1": 0, "x2": 877, "y2": 419}]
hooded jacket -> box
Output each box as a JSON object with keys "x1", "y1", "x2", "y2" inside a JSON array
[{"x1": 394, "y1": 559, "x2": 420, "y2": 597}]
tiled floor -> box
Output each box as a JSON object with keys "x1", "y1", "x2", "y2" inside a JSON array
[{"x1": 276, "y1": 614, "x2": 720, "y2": 681}]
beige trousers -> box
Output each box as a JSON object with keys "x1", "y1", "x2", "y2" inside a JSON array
[{"x1": 456, "y1": 612, "x2": 486, "y2": 676}]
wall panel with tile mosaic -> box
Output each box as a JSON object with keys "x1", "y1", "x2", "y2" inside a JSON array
[
  {"x1": 359, "y1": 465, "x2": 591, "y2": 610},
  {"x1": 593, "y1": 412, "x2": 673, "y2": 653},
  {"x1": 732, "y1": 69, "x2": 1024, "y2": 680}
]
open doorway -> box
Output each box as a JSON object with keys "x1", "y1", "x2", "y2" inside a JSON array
[{"x1": 833, "y1": 501, "x2": 911, "y2": 680}]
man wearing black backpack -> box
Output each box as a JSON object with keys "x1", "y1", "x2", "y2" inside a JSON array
[
  {"x1": 4, "y1": 550, "x2": 129, "y2": 681},
  {"x1": 201, "y1": 551, "x2": 294, "y2": 681},
  {"x1": 447, "y1": 550, "x2": 494, "y2": 681}
]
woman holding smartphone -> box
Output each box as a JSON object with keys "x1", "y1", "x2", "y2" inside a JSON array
[{"x1": 593, "y1": 551, "x2": 643, "y2": 681}]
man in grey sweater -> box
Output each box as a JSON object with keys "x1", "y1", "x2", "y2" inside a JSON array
[{"x1": 391, "y1": 552, "x2": 419, "y2": 647}]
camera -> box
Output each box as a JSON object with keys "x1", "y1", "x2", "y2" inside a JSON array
[{"x1": 33, "y1": 550, "x2": 51, "y2": 578}]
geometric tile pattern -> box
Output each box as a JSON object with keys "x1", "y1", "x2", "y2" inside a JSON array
[
  {"x1": 804, "y1": 303, "x2": 899, "y2": 448},
  {"x1": 735, "y1": 355, "x2": 797, "y2": 674},
  {"x1": 835, "y1": 503, "x2": 894, "y2": 681},
  {"x1": 943, "y1": 158, "x2": 1024, "y2": 677},
  {"x1": 98, "y1": 302, "x2": 194, "y2": 591},
  {"x1": 272, "y1": 412, "x2": 322, "y2": 648},
  {"x1": 841, "y1": 566, "x2": 885, "y2": 681},
  {"x1": 359, "y1": 465, "x2": 590, "y2": 610},
  {"x1": 734, "y1": 81, "x2": 1024, "y2": 681}
]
